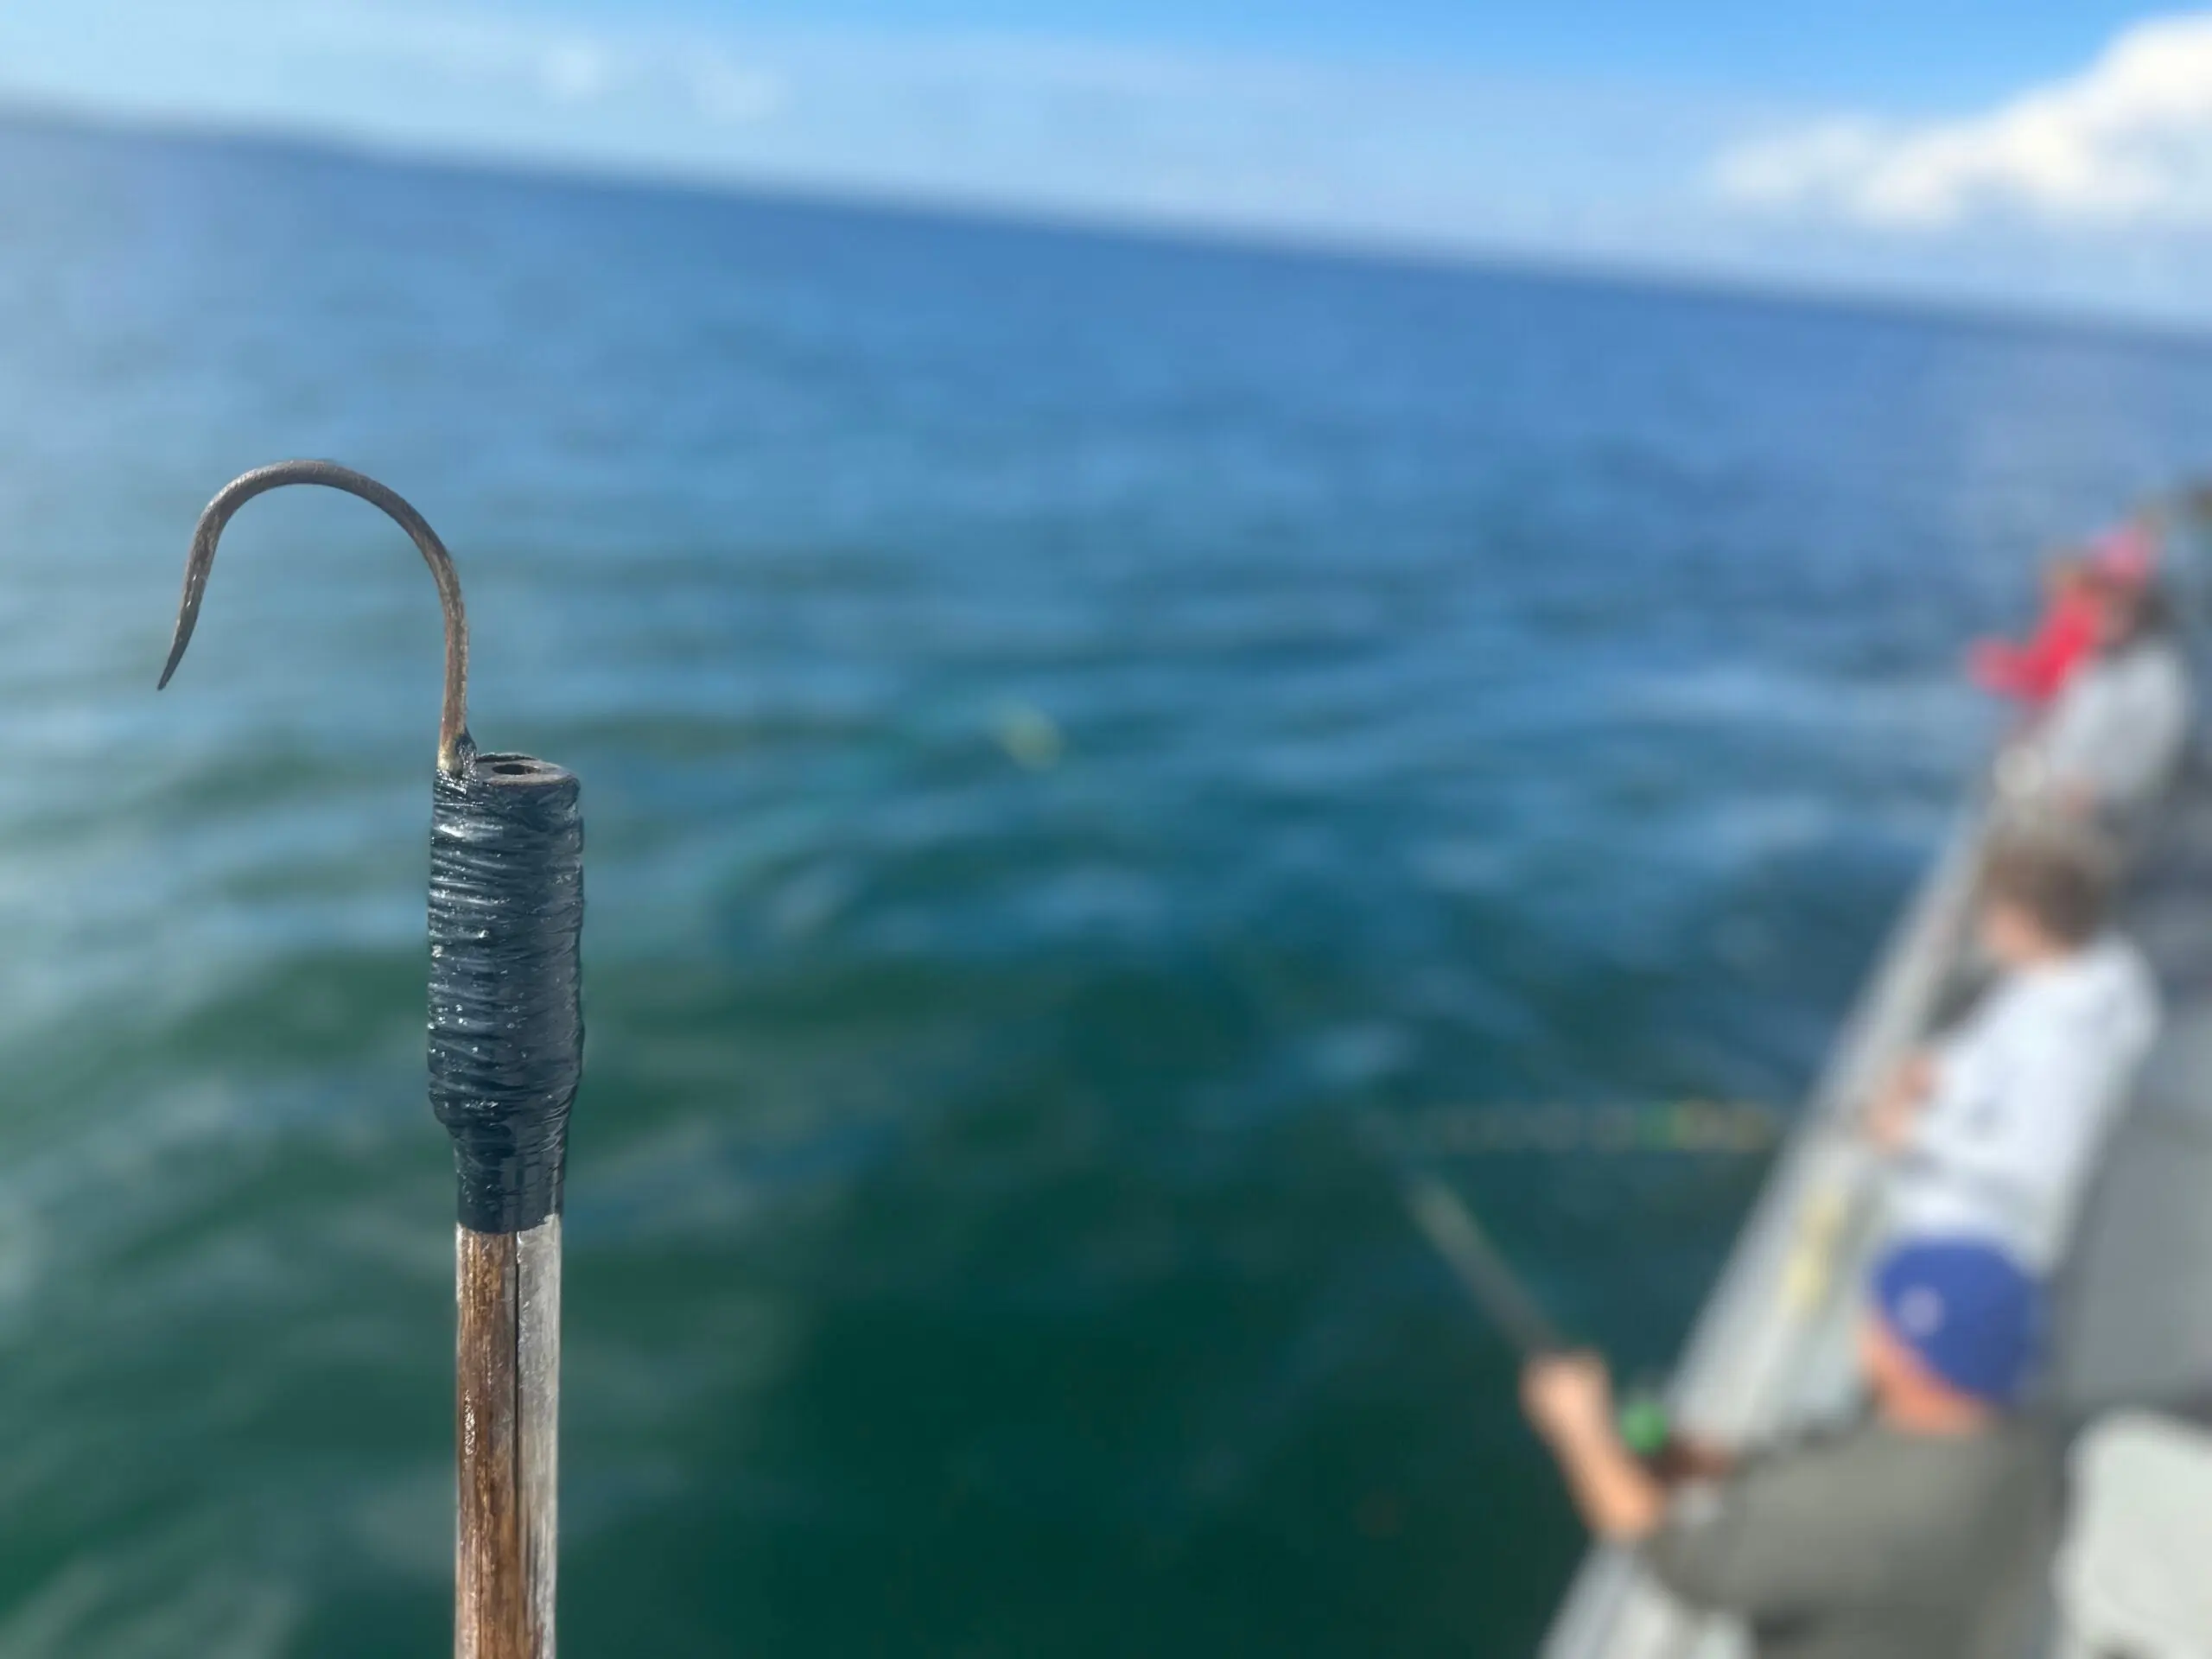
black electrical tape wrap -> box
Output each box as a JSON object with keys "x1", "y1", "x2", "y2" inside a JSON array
[{"x1": 427, "y1": 751, "x2": 584, "y2": 1234}]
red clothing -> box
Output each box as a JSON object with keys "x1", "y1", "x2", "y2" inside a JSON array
[{"x1": 1969, "y1": 588, "x2": 2097, "y2": 707}]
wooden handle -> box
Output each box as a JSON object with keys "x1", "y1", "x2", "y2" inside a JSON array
[{"x1": 456, "y1": 1217, "x2": 561, "y2": 1659}]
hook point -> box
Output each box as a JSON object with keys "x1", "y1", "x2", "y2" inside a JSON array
[{"x1": 157, "y1": 461, "x2": 469, "y2": 760}]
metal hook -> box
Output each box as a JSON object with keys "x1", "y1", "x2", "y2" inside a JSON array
[{"x1": 159, "y1": 460, "x2": 473, "y2": 774}]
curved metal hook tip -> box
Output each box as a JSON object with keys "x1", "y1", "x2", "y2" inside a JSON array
[{"x1": 159, "y1": 460, "x2": 473, "y2": 772}]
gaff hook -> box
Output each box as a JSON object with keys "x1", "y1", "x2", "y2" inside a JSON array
[{"x1": 158, "y1": 459, "x2": 474, "y2": 774}]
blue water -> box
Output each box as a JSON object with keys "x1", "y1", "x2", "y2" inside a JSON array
[{"x1": 0, "y1": 113, "x2": 2208, "y2": 1656}]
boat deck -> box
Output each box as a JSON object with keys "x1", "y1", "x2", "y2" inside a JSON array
[{"x1": 2056, "y1": 776, "x2": 2212, "y2": 1422}]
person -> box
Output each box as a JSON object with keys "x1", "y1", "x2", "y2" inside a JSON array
[
  {"x1": 1868, "y1": 826, "x2": 2158, "y2": 1271},
  {"x1": 2018, "y1": 573, "x2": 2192, "y2": 825},
  {"x1": 1968, "y1": 556, "x2": 2098, "y2": 709},
  {"x1": 1522, "y1": 1237, "x2": 2053, "y2": 1659}
]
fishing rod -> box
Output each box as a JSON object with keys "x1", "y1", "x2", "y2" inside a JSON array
[
  {"x1": 1376, "y1": 1134, "x2": 1674, "y2": 1455},
  {"x1": 1397, "y1": 1167, "x2": 1563, "y2": 1359},
  {"x1": 161, "y1": 460, "x2": 584, "y2": 1659}
]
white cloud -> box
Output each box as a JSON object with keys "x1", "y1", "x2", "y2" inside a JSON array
[{"x1": 1713, "y1": 10, "x2": 2212, "y2": 228}]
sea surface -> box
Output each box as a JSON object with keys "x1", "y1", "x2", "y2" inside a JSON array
[{"x1": 0, "y1": 114, "x2": 2208, "y2": 1657}]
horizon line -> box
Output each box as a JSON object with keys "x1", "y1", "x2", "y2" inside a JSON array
[{"x1": 9, "y1": 92, "x2": 2212, "y2": 359}]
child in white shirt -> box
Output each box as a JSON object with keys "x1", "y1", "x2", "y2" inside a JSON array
[{"x1": 1870, "y1": 828, "x2": 2158, "y2": 1271}]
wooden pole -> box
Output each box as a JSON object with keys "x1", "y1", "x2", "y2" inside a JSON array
[
  {"x1": 429, "y1": 751, "x2": 582, "y2": 1659},
  {"x1": 456, "y1": 1217, "x2": 561, "y2": 1659}
]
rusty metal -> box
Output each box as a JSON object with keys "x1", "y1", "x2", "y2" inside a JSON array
[{"x1": 158, "y1": 459, "x2": 474, "y2": 773}]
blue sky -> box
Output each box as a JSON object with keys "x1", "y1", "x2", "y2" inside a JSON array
[
  {"x1": 550, "y1": 1, "x2": 2157, "y2": 105},
  {"x1": 3, "y1": 2, "x2": 2210, "y2": 326}
]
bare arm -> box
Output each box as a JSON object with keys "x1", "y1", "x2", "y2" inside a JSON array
[{"x1": 1522, "y1": 1354, "x2": 1667, "y2": 1541}]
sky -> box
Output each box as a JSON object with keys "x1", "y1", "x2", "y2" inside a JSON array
[{"x1": 3, "y1": 1, "x2": 2211, "y2": 327}]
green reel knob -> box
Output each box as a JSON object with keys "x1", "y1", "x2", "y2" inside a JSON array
[{"x1": 1618, "y1": 1395, "x2": 1671, "y2": 1457}]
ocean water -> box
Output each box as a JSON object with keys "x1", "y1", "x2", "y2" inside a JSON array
[{"x1": 0, "y1": 114, "x2": 2209, "y2": 1656}]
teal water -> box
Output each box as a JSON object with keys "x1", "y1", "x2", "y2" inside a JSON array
[{"x1": 1, "y1": 115, "x2": 2209, "y2": 1656}]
